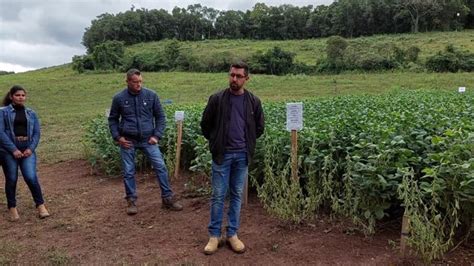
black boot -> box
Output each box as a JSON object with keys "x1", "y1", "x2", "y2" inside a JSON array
[{"x1": 162, "y1": 197, "x2": 183, "y2": 211}]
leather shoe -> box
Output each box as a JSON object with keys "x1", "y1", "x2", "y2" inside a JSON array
[
  {"x1": 162, "y1": 197, "x2": 183, "y2": 211},
  {"x1": 227, "y1": 235, "x2": 246, "y2": 254},
  {"x1": 126, "y1": 199, "x2": 138, "y2": 215},
  {"x1": 9, "y1": 207, "x2": 20, "y2": 221}
]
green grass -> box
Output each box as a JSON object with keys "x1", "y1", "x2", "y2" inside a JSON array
[
  {"x1": 0, "y1": 241, "x2": 21, "y2": 264},
  {"x1": 0, "y1": 30, "x2": 473, "y2": 163},
  {"x1": 0, "y1": 66, "x2": 472, "y2": 163},
  {"x1": 128, "y1": 30, "x2": 474, "y2": 64},
  {"x1": 45, "y1": 246, "x2": 72, "y2": 265}
]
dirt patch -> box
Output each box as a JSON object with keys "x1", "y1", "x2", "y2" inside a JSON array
[{"x1": 0, "y1": 160, "x2": 472, "y2": 264}]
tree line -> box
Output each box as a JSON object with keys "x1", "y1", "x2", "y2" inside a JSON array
[
  {"x1": 82, "y1": 0, "x2": 474, "y2": 52},
  {"x1": 72, "y1": 37, "x2": 474, "y2": 74}
]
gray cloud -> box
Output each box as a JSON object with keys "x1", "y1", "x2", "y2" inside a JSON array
[
  {"x1": 0, "y1": 0, "x2": 333, "y2": 72},
  {"x1": 0, "y1": 0, "x2": 23, "y2": 21}
]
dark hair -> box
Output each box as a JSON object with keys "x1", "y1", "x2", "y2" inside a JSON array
[
  {"x1": 230, "y1": 61, "x2": 249, "y2": 76},
  {"x1": 3, "y1": 85, "x2": 26, "y2": 106},
  {"x1": 126, "y1": 68, "x2": 141, "y2": 80}
]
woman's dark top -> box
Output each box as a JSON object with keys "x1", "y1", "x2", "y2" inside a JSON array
[{"x1": 13, "y1": 104, "x2": 27, "y2": 137}]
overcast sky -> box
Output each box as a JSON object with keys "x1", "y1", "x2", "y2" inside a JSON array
[{"x1": 0, "y1": 0, "x2": 334, "y2": 73}]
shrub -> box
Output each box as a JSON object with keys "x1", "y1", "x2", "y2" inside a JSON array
[
  {"x1": 122, "y1": 51, "x2": 167, "y2": 72},
  {"x1": 426, "y1": 53, "x2": 460, "y2": 72},
  {"x1": 250, "y1": 46, "x2": 296, "y2": 75},
  {"x1": 426, "y1": 44, "x2": 474, "y2": 72},
  {"x1": 0, "y1": 70, "x2": 14, "y2": 75},
  {"x1": 356, "y1": 53, "x2": 397, "y2": 71},
  {"x1": 164, "y1": 40, "x2": 181, "y2": 70},
  {"x1": 406, "y1": 46, "x2": 421, "y2": 62},
  {"x1": 326, "y1": 36, "x2": 348, "y2": 71},
  {"x1": 71, "y1": 55, "x2": 94, "y2": 73},
  {"x1": 200, "y1": 51, "x2": 236, "y2": 73},
  {"x1": 92, "y1": 40, "x2": 125, "y2": 70},
  {"x1": 175, "y1": 50, "x2": 199, "y2": 72}
]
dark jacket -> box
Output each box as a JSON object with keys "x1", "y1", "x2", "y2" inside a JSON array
[
  {"x1": 108, "y1": 87, "x2": 166, "y2": 141},
  {"x1": 201, "y1": 88, "x2": 264, "y2": 165},
  {"x1": 0, "y1": 105, "x2": 41, "y2": 153}
]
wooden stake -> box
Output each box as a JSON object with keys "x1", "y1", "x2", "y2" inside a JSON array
[
  {"x1": 400, "y1": 211, "x2": 410, "y2": 257},
  {"x1": 291, "y1": 130, "x2": 298, "y2": 180},
  {"x1": 173, "y1": 120, "x2": 183, "y2": 179}
]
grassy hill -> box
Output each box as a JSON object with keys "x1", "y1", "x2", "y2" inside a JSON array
[
  {"x1": 0, "y1": 31, "x2": 473, "y2": 163},
  {"x1": 128, "y1": 30, "x2": 474, "y2": 65}
]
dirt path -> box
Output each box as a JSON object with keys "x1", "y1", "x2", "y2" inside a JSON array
[{"x1": 0, "y1": 160, "x2": 472, "y2": 264}]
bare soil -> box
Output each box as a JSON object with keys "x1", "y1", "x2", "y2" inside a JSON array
[{"x1": 0, "y1": 160, "x2": 472, "y2": 265}]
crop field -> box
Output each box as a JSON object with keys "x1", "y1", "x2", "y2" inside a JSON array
[{"x1": 84, "y1": 89, "x2": 473, "y2": 261}]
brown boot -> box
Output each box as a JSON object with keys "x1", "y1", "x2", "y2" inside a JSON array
[
  {"x1": 162, "y1": 197, "x2": 183, "y2": 211},
  {"x1": 227, "y1": 235, "x2": 246, "y2": 254},
  {"x1": 203, "y1": 237, "x2": 224, "y2": 255},
  {"x1": 126, "y1": 199, "x2": 138, "y2": 215},
  {"x1": 37, "y1": 204, "x2": 50, "y2": 219},
  {"x1": 9, "y1": 207, "x2": 20, "y2": 221}
]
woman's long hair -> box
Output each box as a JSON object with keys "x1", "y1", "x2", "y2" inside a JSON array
[{"x1": 3, "y1": 85, "x2": 26, "y2": 106}]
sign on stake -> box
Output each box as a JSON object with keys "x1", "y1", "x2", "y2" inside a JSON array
[{"x1": 287, "y1": 103, "x2": 303, "y2": 181}]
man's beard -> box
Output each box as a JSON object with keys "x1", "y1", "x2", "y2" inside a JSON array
[{"x1": 230, "y1": 82, "x2": 240, "y2": 90}]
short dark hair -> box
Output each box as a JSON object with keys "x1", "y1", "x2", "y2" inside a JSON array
[
  {"x1": 3, "y1": 85, "x2": 26, "y2": 106},
  {"x1": 230, "y1": 61, "x2": 249, "y2": 76},
  {"x1": 126, "y1": 68, "x2": 141, "y2": 80}
]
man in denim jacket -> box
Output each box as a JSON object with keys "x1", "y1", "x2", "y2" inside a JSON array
[{"x1": 108, "y1": 69, "x2": 182, "y2": 215}]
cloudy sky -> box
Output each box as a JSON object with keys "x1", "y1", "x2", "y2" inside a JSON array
[{"x1": 0, "y1": 0, "x2": 334, "y2": 73}]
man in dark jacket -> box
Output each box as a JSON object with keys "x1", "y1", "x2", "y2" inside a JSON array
[
  {"x1": 108, "y1": 68, "x2": 182, "y2": 215},
  {"x1": 201, "y1": 62, "x2": 264, "y2": 255}
]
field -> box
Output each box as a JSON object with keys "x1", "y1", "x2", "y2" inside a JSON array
[
  {"x1": 0, "y1": 67, "x2": 472, "y2": 162},
  {"x1": 0, "y1": 31, "x2": 473, "y2": 264}
]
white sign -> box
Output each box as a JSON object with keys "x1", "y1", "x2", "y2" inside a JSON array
[
  {"x1": 286, "y1": 102, "x2": 303, "y2": 131},
  {"x1": 174, "y1": 111, "x2": 185, "y2": 122},
  {"x1": 458, "y1": 87, "x2": 466, "y2": 93}
]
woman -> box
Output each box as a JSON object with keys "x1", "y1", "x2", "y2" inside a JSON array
[{"x1": 0, "y1": 85, "x2": 49, "y2": 221}]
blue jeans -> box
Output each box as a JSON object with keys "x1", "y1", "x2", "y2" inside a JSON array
[
  {"x1": 208, "y1": 152, "x2": 248, "y2": 237},
  {"x1": 1, "y1": 145, "x2": 45, "y2": 209},
  {"x1": 120, "y1": 140, "x2": 173, "y2": 201}
]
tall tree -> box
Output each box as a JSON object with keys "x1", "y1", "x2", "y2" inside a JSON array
[
  {"x1": 203, "y1": 7, "x2": 219, "y2": 39},
  {"x1": 397, "y1": 0, "x2": 442, "y2": 33},
  {"x1": 306, "y1": 4, "x2": 334, "y2": 38},
  {"x1": 249, "y1": 3, "x2": 271, "y2": 39},
  {"x1": 215, "y1": 10, "x2": 245, "y2": 39}
]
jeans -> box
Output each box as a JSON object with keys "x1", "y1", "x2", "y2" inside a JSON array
[
  {"x1": 208, "y1": 152, "x2": 248, "y2": 238},
  {"x1": 1, "y1": 143, "x2": 45, "y2": 209},
  {"x1": 120, "y1": 140, "x2": 173, "y2": 201}
]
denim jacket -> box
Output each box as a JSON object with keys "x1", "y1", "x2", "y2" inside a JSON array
[
  {"x1": 108, "y1": 87, "x2": 166, "y2": 141},
  {"x1": 0, "y1": 105, "x2": 41, "y2": 153}
]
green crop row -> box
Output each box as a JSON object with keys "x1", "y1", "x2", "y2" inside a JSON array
[{"x1": 82, "y1": 90, "x2": 473, "y2": 261}]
